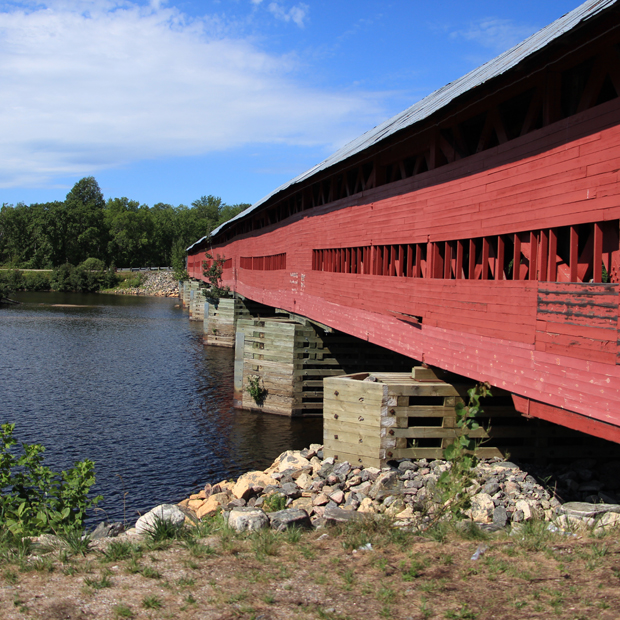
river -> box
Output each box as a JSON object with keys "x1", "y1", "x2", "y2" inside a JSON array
[{"x1": 0, "y1": 292, "x2": 322, "y2": 524}]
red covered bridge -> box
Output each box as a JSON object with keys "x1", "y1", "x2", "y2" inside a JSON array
[{"x1": 187, "y1": 0, "x2": 620, "y2": 443}]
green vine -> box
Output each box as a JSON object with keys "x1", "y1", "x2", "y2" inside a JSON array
[{"x1": 247, "y1": 375, "x2": 267, "y2": 406}]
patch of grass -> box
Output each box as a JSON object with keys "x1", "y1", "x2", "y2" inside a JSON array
[
  {"x1": 140, "y1": 565, "x2": 161, "y2": 579},
  {"x1": 226, "y1": 589, "x2": 248, "y2": 604},
  {"x1": 102, "y1": 540, "x2": 140, "y2": 562},
  {"x1": 301, "y1": 544, "x2": 315, "y2": 559},
  {"x1": 142, "y1": 595, "x2": 163, "y2": 609},
  {"x1": 445, "y1": 603, "x2": 478, "y2": 619},
  {"x1": 3, "y1": 569, "x2": 18, "y2": 584},
  {"x1": 84, "y1": 572, "x2": 113, "y2": 589},
  {"x1": 341, "y1": 568, "x2": 356, "y2": 590},
  {"x1": 377, "y1": 586, "x2": 395, "y2": 605},
  {"x1": 113, "y1": 603, "x2": 134, "y2": 618},
  {"x1": 286, "y1": 525, "x2": 303, "y2": 544},
  {"x1": 401, "y1": 558, "x2": 428, "y2": 581},
  {"x1": 252, "y1": 529, "x2": 280, "y2": 560},
  {"x1": 176, "y1": 576, "x2": 195, "y2": 588},
  {"x1": 458, "y1": 522, "x2": 489, "y2": 541},
  {"x1": 183, "y1": 539, "x2": 216, "y2": 558},
  {"x1": 58, "y1": 530, "x2": 92, "y2": 556},
  {"x1": 263, "y1": 593, "x2": 276, "y2": 604}
]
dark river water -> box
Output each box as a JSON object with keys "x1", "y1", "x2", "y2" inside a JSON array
[{"x1": 0, "y1": 292, "x2": 322, "y2": 525}]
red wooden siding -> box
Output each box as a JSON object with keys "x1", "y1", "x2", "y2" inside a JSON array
[{"x1": 187, "y1": 89, "x2": 620, "y2": 438}]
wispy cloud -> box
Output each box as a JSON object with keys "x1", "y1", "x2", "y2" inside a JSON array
[
  {"x1": 0, "y1": 1, "x2": 382, "y2": 188},
  {"x1": 450, "y1": 17, "x2": 538, "y2": 54},
  {"x1": 266, "y1": 2, "x2": 308, "y2": 28}
]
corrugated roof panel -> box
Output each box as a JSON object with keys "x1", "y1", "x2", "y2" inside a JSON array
[{"x1": 189, "y1": 0, "x2": 617, "y2": 251}]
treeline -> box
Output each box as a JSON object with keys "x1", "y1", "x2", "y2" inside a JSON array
[{"x1": 0, "y1": 177, "x2": 249, "y2": 272}]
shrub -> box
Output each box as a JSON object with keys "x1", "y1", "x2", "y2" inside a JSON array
[{"x1": 0, "y1": 423, "x2": 102, "y2": 537}]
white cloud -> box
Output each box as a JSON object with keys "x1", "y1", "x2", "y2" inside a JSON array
[
  {"x1": 0, "y1": 1, "x2": 381, "y2": 187},
  {"x1": 267, "y1": 1, "x2": 308, "y2": 28},
  {"x1": 451, "y1": 18, "x2": 538, "y2": 53}
]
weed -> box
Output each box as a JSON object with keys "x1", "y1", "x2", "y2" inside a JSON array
[
  {"x1": 3, "y1": 569, "x2": 18, "y2": 583},
  {"x1": 176, "y1": 576, "x2": 195, "y2": 588},
  {"x1": 419, "y1": 597, "x2": 433, "y2": 619},
  {"x1": 226, "y1": 589, "x2": 248, "y2": 604},
  {"x1": 286, "y1": 525, "x2": 303, "y2": 544},
  {"x1": 401, "y1": 558, "x2": 428, "y2": 581},
  {"x1": 246, "y1": 375, "x2": 268, "y2": 406},
  {"x1": 185, "y1": 594, "x2": 197, "y2": 605},
  {"x1": 263, "y1": 493, "x2": 286, "y2": 513},
  {"x1": 140, "y1": 565, "x2": 161, "y2": 579},
  {"x1": 458, "y1": 522, "x2": 489, "y2": 541},
  {"x1": 113, "y1": 603, "x2": 134, "y2": 618},
  {"x1": 263, "y1": 593, "x2": 276, "y2": 604},
  {"x1": 342, "y1": 568, "x2": 356, "y2": 590},
  {"x1": 84, "y1": 572, "x2": 113, "y2": 589},
  {"x1": 142, "y1": 595, "x2": 163, "y2": 609},
  {"x1": 145, "y1": 516, "x2": 181, "y2": 544},
  {"x1": 183, "y1": 539, "x2": 216, "y2": 558},
  {"x1": 445, "y1": 604, "x2": 478, "y2": 619},
  {"x1": 103, "y1": 540, "x2": 141, "y2": 562},
  {"x1": 301, "y1": 544, "x2": 315, "y2": 559},
  {"x1": 377, "y1": 586, "x2": 395, "y2": 605},
  {"x1": 252, "y1": 528, "x2": 280, "y2": 559}
]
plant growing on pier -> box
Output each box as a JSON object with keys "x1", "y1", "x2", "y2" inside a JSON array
[
  {"x1": 202, "y1": 253, "x2": 230, "y2": 302},
  {"x1": 247, "y1": 375, "x2": 267, "y2": 406},
  {"x1": 0, "y1": 423, "x2": 102, "y2": 537},
  {"x1": 430, "y1": 382, "x2": 492, "y2": 523}
]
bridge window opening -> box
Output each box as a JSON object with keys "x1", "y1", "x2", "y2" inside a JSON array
[
  {"x1": 240, "y1": 253, "x2": 286, "y2": 271},
  {"x1": 310, "y1": 220, "x2": 618, "y2": 283},
  {"x1": 407, "y1": 416, "x2": 443, "y2": 427}
]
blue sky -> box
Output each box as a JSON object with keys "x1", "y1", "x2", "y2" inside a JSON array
[{"x1": 0, "y1": 0, "x2": 580, "y2": 208}]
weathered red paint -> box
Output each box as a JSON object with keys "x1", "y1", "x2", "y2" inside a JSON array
[{"x1": 187, "y1": 30, "x2": 620, "y2": 440}]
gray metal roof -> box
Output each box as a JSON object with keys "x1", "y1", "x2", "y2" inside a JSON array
[{"x1": 189, "y1": 0, "x2": 616, "y2": 251}]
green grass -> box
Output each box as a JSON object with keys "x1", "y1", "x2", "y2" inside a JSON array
[{"x1": 142, "y1": 595, "x2": 163, "y2": 609}]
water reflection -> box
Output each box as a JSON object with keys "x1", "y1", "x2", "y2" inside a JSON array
[{"x1": 0, "y1": 292, "x2": 322, "y2": 523}]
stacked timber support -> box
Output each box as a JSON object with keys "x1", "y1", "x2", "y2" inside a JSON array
[
  {"x1": 188, "y1": 281, "x2": 206, "y2": 321},
  {"x1": 180, "y1": 281, "x2": 191, "y2": 308},
  {"x1": 204, "y1": 296, "x2": 278, "y2": 347},
  {"x1": 323, "y1": 368, "x2": 599, "y2": 468},
  {"x1": 236, "y1": 318, "x2": 412, "y2": 416}
]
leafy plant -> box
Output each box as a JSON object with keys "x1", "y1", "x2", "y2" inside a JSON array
[
  {"x1": 202, "y1": 253, "x2": 230, "y2": 301},
  {"x1": 246, "y1": 375, "x2": 267, "y2": 406},
  {"x1": 262, "y1": 493, "x2": 286, "y2": 513},
  {"x1": 0, "y1": 424, "x2": 102, "y2": 537},
  {"x1": 430, "y1": 383, "x2": 492, "y2": 523}
]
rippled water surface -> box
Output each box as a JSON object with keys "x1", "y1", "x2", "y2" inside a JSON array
[{"x1": 0, "y1": 292, "x2": 322, "y2": 523}]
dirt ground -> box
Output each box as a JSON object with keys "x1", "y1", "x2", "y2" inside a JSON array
[{"x1": 1, "y1": 519, "x2": 619, "y2": 620}]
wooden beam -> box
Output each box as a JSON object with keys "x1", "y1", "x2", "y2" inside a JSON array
[
  {"x1": 570, "y1": 225, "x2": 579, "y2": 282},
  {"x1": 456, "y1": 240, "x2": 464, "y2": 280},
  {"x1": 593, "y1": 222, "x2": 603, "y2": 283},
  {"x1": 529, "y1": 231, "x2": 538, "y2": 281},
  {"x1": 481, "y1": 237, "x2": 489, "y2": 280},
  {"x1": 513, "y1": 233, "x2": 521, "y2": 281},
  {"x1": 496, "y1": 235, "x2": 505, "y2": 281}
]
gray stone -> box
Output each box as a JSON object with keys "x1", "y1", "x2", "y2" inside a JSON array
[
  {"x1": 398, "y1": 461, "x2": 417, "y2": 472},
  {"x1": 91, "y1": 522, "x2": 124, "y2": 540},
  {"x1": 483, "y1": 481, "x2": 500, "y2": 495},
  {"x1": 227, "y1": 507, "x2": 269, "y2": 532},
  {"x1": 493, "y1": 506, "x2": 508, "y2": 528},
  {"x1": 323, "y1": 506, "x2": 365, "y2": 524},
  {"x1": 281, "y1": 482, "x2": 301, "y2": 498},
  {"x1": 560, "y1": 501, "x2": 620, "y2": 519},
  {"x1": 135, "y1": 504, "x2": 186, "y2": 535},
  {"x1": 269, "y1": 508, "x2": 312, "y2": 531},
  {"x1": 368, "y1": 471, "x2": 401, "y2": 500},
  {"x1": 496, "y1": 462, "x2": 520, "y2": 469},
  {"x1": 361, "y1": 467, "x2": 381, "y2": 482},
  {"x1": 333, "y1": 462, "x2": 351, "y2": 478},
  {"x1": 318, "y1": 463, "x2": 334, "y2": 479}
]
